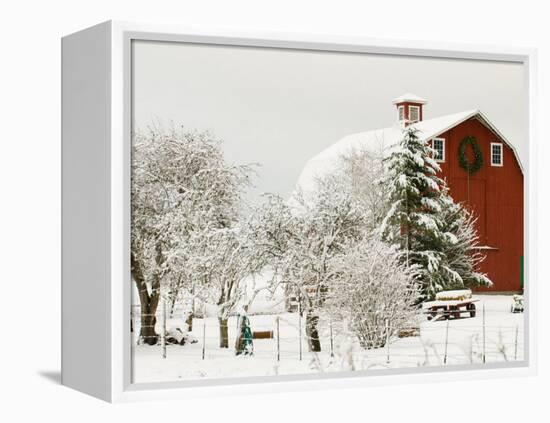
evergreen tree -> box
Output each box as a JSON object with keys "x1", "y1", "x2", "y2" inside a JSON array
[
  {"x1": 380, "y1": 127, "x2": 492, "y2": 299},
  {"x1": 437, "y1": 191, "x2": 492, "y2": 289},
  {"x1": 380, "y1": 127, "x2": 448, "y2": 299}
]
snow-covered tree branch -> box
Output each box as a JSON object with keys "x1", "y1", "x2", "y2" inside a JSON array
[
  {"x1": 131, "y1": 126, "x2": 253, "y2": 344},
  {"x1": 325, "y1": 237, "x2": 420, "y2": 349}
]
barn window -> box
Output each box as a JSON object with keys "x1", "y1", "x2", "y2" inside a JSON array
[
  {"x1": 409, "y1": 105, "x2": 420, "y2": 122},
  {"x1": 491, "y1": 143, "x2": 503, "y2": 166},
  {"x1": 432, "y1": 138, "x2": 445, "y2": 162},
  {"x1": 398, "y1": 105, "x2": 405, "y2": 121}
]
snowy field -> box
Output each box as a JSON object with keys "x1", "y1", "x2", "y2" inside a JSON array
[{"x1": 132, "y1": 295, "x2": 525, "y2": 383}]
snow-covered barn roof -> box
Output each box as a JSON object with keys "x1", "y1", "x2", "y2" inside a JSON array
[{"x1": 295, "y1": 109, "x2": 523, "y2": 195}]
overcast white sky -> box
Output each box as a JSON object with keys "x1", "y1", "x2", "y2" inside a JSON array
[{"x1": 132, "y1": 40, "x2": 526, "y2": 200}]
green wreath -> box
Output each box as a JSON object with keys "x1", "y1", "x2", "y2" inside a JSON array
[{"x1": 458, "y1": 136, "x2": 483, "y2": 174}]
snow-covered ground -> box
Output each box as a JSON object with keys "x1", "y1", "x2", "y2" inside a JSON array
[{"x1": 132, "y1": 295, "x2": 525, "y2": 383}]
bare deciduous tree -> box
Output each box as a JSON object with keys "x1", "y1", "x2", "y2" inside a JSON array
[
  {"x1": 131, "y1": 126, "x2": 252, "y2": 345},
  {"x1": 326, "y1": 237, "x2": 420, "y2": 349}
]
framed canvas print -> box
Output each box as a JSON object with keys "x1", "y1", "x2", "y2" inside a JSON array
[{"x1": 61, "y1": 21, "x2": 537, "y2": 402}]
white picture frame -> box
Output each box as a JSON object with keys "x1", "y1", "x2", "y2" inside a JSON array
[{"x1": 61, "y1": 20, "x2": 538, "y2": 403}]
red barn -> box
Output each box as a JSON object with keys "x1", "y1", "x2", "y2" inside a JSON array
[{"x1": 297, "y1": 93, "x2": 524, "y2": 292}]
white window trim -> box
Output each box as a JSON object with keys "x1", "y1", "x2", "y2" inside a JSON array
[
  {"x1": 409, "y1": 105, "x2": 420, "y2": 122},
  {"x1": 490, "y1": 142, "x2": 504, "y2": 167},
  {"x1": 432, "y1": 137, "x2": 445, "y2": 163},
  {"x1": 397, "y1": 105, "x2": 405, "y2": 121}
]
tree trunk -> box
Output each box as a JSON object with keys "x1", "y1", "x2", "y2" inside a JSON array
[
  {"x1": 169, "y1": 274, "x2": 187, "y2": 318},
  {"x1": 306, "y1": 312, "x2": 321, "y2": 352},
  {"x1": 186, "y1": 312, "x2": 194, "y2": 332},
  {"x1": 140, "y1": 313, "x2": 157, "y2": 345},
  {"x1": 132, "y1": 251, "x2": 161, "y2": 345},
  {"x1": 219, "y1": 317, "x2": 229, "y2": 348},
  {"x1": 234, "y1": 315, "x2": 244, "y2": 354},
  {"x1": 169, "y1": 293, "x2": 177, "y2": 318}
]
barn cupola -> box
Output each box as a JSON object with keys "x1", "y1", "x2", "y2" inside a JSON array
[{"x1": 392, "y1": 93, "x2": 428, "y2": 126}]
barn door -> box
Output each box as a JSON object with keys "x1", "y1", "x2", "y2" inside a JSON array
[{"x1": 449, "y1": 178, "x2": 487, "y2": 244}]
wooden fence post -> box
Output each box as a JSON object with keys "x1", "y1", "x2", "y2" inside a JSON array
[
  {"x1": 330, "y1": 319, "x2": 334, "y2": 358},
  {"x1": 298, "y1": 299, "x2": 302, "y2": 361},
  {"x1": 276, "y1": 316, "x2": 280, "y2": 362},
  {"x1": 443, "y1": 318, "x2": 449, "y2": 364},
  {"x1": 514, "y1": 324, "x2": 519, "y2": 361},
  {"x1": 385, "y1": 319, "x2": 390, "y2": 364},
  {"x1": 482, "y1": 302, "x2": 486, "y2": 364},
  {"x1": 202, "y1": 320, "x2": 206, "y2": 360},
  {"x1": 162, "y1": 299, "x2": 167, "y2": 359}
]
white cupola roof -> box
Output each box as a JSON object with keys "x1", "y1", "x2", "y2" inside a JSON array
[{"x1": 392, "y1": 93, "x2": 428, "y2": 105}]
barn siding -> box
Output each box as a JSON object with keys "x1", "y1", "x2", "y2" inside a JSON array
[{"x1": 434, "y1": 117, "x2": 523, "y2": 292}]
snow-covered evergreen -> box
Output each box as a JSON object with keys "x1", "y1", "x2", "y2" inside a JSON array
[
  {"x1": 379, "y1": 127, "x2": 492, "y2": 299},
  {"x1": 437, "y1": 190, "x2": 492, "y2": 289}
]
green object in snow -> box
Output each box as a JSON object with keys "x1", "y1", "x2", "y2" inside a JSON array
[{"x1": 235, "y1": 315, "x2": 254, "y2": 356}]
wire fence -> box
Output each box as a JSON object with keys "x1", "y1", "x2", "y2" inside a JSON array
[{"x1": 131, "y1": 301, "x2": 525, "y2": 367}]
